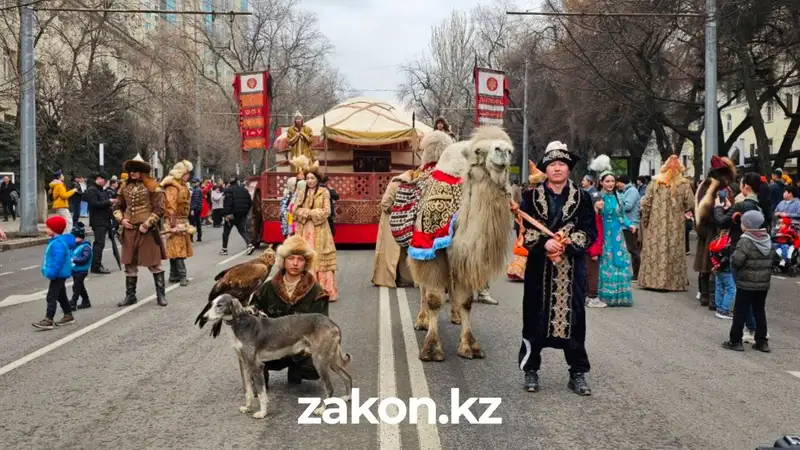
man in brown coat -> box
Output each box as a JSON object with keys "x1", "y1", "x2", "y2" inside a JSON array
[{"x1": 113, "y1": 154, "x2": 168, "y2": 307}]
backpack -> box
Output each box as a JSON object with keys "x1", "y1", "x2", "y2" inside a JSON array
[{"x1": 389, "y1": 179, "x2": 424, "y2": 247}]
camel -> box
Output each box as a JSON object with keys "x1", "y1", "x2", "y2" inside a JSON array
[{"x1": 406, "y1": 125, "x2": 515, "y2": 361}]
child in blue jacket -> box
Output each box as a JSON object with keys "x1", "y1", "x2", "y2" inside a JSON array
[
  {"x1": 69, "y1": 222, "x2": 93, "y2": 310},
  {"x1": 32, "y1": 215, "x2": 77, "y2": 330}
]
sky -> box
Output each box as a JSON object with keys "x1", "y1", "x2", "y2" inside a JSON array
[{"x1": 299, "y1": 0, "x2": 504, "y2": 108}]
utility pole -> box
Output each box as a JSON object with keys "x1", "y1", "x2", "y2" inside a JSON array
[
  {"x1": 703, "y1": 0, "x2": 717, "y2": 177},
  {"x1": 194, "y1": 14, "x2": 202, "y2": 179},
  {"x1": 521, "y1": 58, "x2": 530, "y2": 183},
  {"x1": 18, "y1": 0, "x2": 38, "y2": 235}
]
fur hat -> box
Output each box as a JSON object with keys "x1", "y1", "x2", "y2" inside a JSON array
[
  {"x1": 434, "y1": 116, "x2": 451, "y2": 131},
  {"x1": 167, "y1": 160, "x2": 194, "y2": 179},
  {"x1": 275, "y1": 235, "x2": 316, "y2": 271},
  {"x1": 538, "y1": 141, "x2": 579, "y2": 172},
  {"x1": 708, "y1": 155, "x2": 737, "y2": 181},
  {"x1": 123, "y1": 153, "x2": 152, "y2": 174}
]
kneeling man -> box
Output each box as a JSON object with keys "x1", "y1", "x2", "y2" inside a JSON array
[{"x1": 250, "y1": 235, "x2": 330, "y2": 387}]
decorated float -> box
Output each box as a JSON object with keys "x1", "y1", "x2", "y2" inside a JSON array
[{"x1": 249, "y1": 96, "x2": 434, "y2": 245}]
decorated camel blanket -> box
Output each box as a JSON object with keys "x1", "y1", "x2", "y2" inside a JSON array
[{"x1": 408, "y1": 170, "x2": 463, "y2": 260}]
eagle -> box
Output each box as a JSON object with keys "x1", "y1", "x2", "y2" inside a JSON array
[{"x1": 195, "y1": 245, "x2": 276, "y2": 337}]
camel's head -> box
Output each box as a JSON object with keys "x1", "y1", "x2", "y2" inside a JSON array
[{"x1": 463, "y1": 126, "x2": 514, "y2": 184}]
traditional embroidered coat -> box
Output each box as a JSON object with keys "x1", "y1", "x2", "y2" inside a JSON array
[
  {"x1": 287, "y1": 124, "x2": 313, "y2": 161},
  {"x1": 161, "y1": 177, "x2": 193, "y2": 259},
  {"x1": 112, "y1": 177, "x2": 167, "y2": 267},
  {"x1": 519, "y1": 181, "x2": 597, "y2": 350}
]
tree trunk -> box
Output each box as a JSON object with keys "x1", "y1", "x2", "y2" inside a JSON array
[
  {"x1": 691, "y1": 135, "x2": 703, "y2": 183},
  {"x1": 736, "y1": 40, "x2": 771, "y2": 173},
  {"x1": 772, "y1": 101, "x2": 800, "y2": 169}
]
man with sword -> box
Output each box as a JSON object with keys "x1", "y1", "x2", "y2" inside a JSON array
[{"x1": 113, "y1": 154, "x2": 169, "y2": 307}]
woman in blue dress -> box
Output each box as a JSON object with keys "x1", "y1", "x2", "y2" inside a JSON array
[{"x1": 593, "y1": 171, "x2": 636, "y2": 307}]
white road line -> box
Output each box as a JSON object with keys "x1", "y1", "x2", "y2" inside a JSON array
[
  {"x1": 20, "y1": 265, "x2": 39, "y2": 271},
  {"x1": 378, "y1": 286, "x2": 400, "y2": 450},
  {"x1": 397, "y1": 288, "x2": 442, "y2": 450},
  {"x1": 0, "y1": 271, "x2": 12, "y2": 276},
  {"x1": 773, "y1": 276, "x2": 786, "y2": 280},
  {"x1": 216, "y1": 250, "x2": 247, "y2": 266},
  {"x1": 0, "y1": 280, "x2": 187, "y2": 377},
  {"x1": 0, "y1": 281, "x2": 75, "y2": 309},
  {"x1": 789, "y1": 371, "x2": 800, "y2": 380}
]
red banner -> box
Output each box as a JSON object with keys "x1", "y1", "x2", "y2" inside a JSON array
[
  {"x1": 473, "y1": 66, "x2": 509, "y2": 127},
  {"x1": 232, "y1": 71, "x2": 272, "y2": 154}
]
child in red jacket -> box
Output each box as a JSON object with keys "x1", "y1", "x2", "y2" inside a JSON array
[{"x1": 586, "y1": 194, "x2": 604, "y2": 305}]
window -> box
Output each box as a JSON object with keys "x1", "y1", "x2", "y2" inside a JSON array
[
  {"x1": 786, "y1": 93, "x2": 794, "y2": 116},
  {"x1": 725, "y1": 113, "x2": 732, "y2": 132},
  {"x1": 750, "y1": 143, "x2": 755, "y2": 156},
  {"x1": 766, "y1": 101, "x2": 774, "y2": 122},
  {"x1": 144, "y1": 22, "x2": 152, "y2": 30},
  {"x1": 353, "y1": 150, "x2": 390, "y2": 172},
  {"x1": 768, "y1": 138, "x2": 773, "y2": 153},
  {"x1": 239, "y1": 0, "x2": 247, "y2": 11}
]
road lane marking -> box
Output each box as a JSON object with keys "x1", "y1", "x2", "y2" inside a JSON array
[
  {"x1": 217, "y1": 250, "x2": 247, "y2": 266},
  {"x1": 0, "y1": 271, "x2": 12, "y2": 276},
  {"x1": 773, "y1": 276, "x2": 786, "y2": 280},
  {"x1": 20, "y1": 265, "x2": 39, "y2": 271},
  {"x1": 397, "y1": 288, "x2": 442, "y2": 450},
  {"x1": 378, "y1": 286, "x2": 400, "y2": 450},
  {"x1": 0, "y1": 280, "x2": 187, "y2": 377},
  {"x1": 789, "y1": 371, "x2": 800, "y2": 380},
  {"x1": 0, "y1": 281, "x2": 75, "y2": 309}
]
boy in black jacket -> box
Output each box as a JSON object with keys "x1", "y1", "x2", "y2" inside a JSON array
[{"x1": 722, "y1": 210, "x2": 775, "y2": 353}]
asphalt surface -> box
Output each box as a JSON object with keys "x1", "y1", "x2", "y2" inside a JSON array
[{"x1": 0, "y1": 228, "x2": 798, "y2": 450}]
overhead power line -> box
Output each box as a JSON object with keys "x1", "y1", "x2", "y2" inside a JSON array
[
  {"x1": 32, "y1": 7, "x2": 251, "y2": 15},
  {"x1": 506, "y1": 10, "x2": 704, "y2": 18}
]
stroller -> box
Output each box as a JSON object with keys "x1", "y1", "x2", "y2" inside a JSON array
[{"x1": 771, "y1": 216, "x2": 800, "y2": 277}]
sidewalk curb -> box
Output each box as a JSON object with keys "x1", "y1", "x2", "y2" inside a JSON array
[{"x1": 0, "y1": 230, "x2": 96, "y2": 252}]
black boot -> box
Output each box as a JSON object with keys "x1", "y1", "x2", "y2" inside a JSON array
[
  {"x1": 168, "y1": 260, "x2": 179, "y2": 283},
  {"x1": 698, "y1": 274, "x2": 710, "y2": 306},
  {"x1": 568, "y1": 372, "x2": 592, "y2": 396},
  {"x1": 78, "y1": 294, "x2": 92, "y2": 309},
  {"x1": 154, "y1": 271, "x2": 167, "y2": 306},
  {"x1": 707, "y1": 273, "x2": 717, "y2": 310},
  {"x1": 178, "y1": 259, "x2": 189, "y2": 286},
  {"x1": 752, "y1": 340, "x2": 771, "y2": 353},
  {"x1": 118, "y1": 277, "x2": 138, "y2": 307},
  {"x1": 523, "y1": 370, "x2": 540, "y2": 392},
  {"x1": 69, "y1": 294, "x2": 79, "y2": 311}
]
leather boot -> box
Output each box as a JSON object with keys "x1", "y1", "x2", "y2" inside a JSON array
[
  {"x1": 178, "y1": 259, "x2": 189, "y2": 286},
  {"x1": 698, "y1": 273, "x2": 710, "y2": 306},
  {"x1": 524, "y1": 370, "x2": 540, "y2": 392},
  {"x1": 118, "y1": 276, "x2": 138, "y2": 307},
  {"x1": 154, "y1": 271, "x2": 167, "y2": 306},
  {"x1": 168, "y1": 259, "x2": 179, "y2": 283}
]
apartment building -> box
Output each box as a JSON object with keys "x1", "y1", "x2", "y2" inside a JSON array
[{"x1": 714, "y1": 89, "x2": 800, "y2": 171}]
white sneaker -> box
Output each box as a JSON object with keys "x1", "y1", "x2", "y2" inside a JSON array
[
  {"x1": 696, "y1": 292, "x2": 701, "y2": 300},
  {"x1": 587, "y1": 297, "x2": 607, "y2": 308},
  {"x1": 743, "y1": 330, "x2": 756, "y2": 344}
]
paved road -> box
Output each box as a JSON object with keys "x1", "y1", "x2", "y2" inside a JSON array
[{"x1": 0, "y1": 229, "x2": 798, "y2": 450}]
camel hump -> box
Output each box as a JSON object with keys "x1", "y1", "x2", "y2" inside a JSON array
[{"x1": 470, "y1": 125, "x2": 512, "y2": 144}]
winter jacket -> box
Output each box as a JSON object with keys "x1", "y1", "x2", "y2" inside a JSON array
[
  {"x1": 83, "y1": 181, "x2": 112, "y2": 229},
  {"x1": 713, "y1": 196, "x2": 762, "y2": 247},
  {"x1": 190, "y1": 186, "x2": 203, "y2": 212},
  {"x1": 42, "y1": 233, "x2": 76, "y2": 280},
  {"x1": 50, "y1": 180, "x2": 77, "y2": 210},
  {"x1": 620, "y1": 184, "x2": 641, "y2": 227},
  {"x1": 211, "y1": 188, "x2": 225, "y2": 210},
  {"x1": 71, "y1": 240, "x2": 93, "y2": 274},
  {"x1": 69, "y1": 181, "x2": 84, "y2": 210},
  {"x1": 222, "y1": 183, "x2": 252, "y2": 218},
  {"x1": 0, "y1": 180, "x2": 15, "y2": 203},
  {"x1": 730, "y1": 229, "x2": 775, "y2": 291},
  {"x1": 770, "y1": 181, "x2": 785, "y2": 210},
  {"x1": 774, "y1": 198, "x2": 800, "y2": 230}
]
